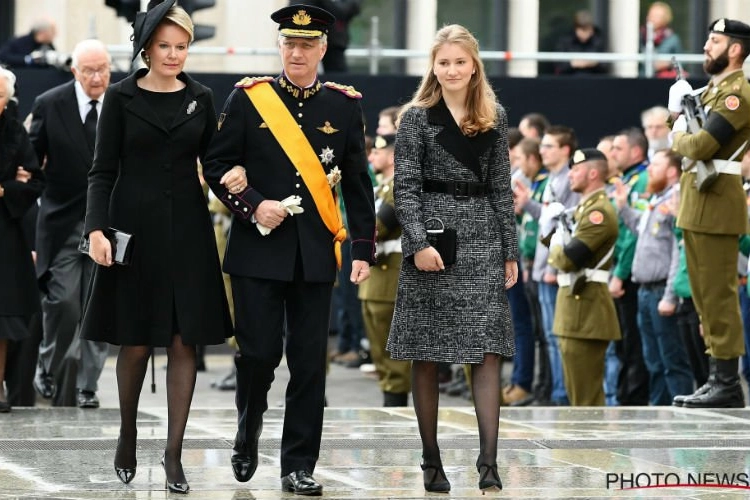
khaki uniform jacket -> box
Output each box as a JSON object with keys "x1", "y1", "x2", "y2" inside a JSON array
[
  {"x1": 359, "y1": 177, "x2": 401, "y2": 302},
  {"x1": 549, "y1": 189, "x2": 621, "y2": 340},
  {"x1": 674, "y1": 70, "x2": 750, "y2": 235}
]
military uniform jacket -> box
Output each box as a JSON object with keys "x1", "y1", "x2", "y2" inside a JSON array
[
  {"x1": 674, "y1": 70, "x2": 750, "y2": 235},
  {"x1": 202, "y1": 75, "x2": 376, "y2": 283},
  {"x1": 387, "y1": 100, "x2": 518, "y2": 364},
  {"x1": 358, "y1": 176, "x2": 400, "y2": 302},
  {"x1": 81, "y1": 70, "x2": 232, "y2": 346},
  {"x1": 549, "y1": 189, "x2": 621, "y2": 340},
  {"x1": 0, "y1": 114, "x2": 45, "y2": 318}
]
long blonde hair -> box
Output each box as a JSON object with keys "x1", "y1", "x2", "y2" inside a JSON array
[{"x1": 399, "y1": 24, "x2": 497, "y2": 136}]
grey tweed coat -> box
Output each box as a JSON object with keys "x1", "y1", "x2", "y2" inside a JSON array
[{"x1": 387, "y1": 99, "x2": 518, "y2": 364}]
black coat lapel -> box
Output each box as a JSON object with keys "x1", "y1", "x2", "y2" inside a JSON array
[
  {"x1": 428, "y1": 99, "x2": 499, "y2": 181},
  {"x1": 169, "y1": 74, "x2": 206, "y2": 130}
]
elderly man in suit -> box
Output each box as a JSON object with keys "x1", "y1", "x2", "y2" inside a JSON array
[{"x1": 28, "y1": 39, "x2": 111, "y2": 408}]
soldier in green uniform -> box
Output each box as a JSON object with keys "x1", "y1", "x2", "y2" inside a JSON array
[
  {"x1": 358, "y1": 134, "x2": 412, "y2": 406},
  {"x1": 669, "y1": 18, "x2": 750, "y2": 408},
  {"x1": 547, "y1": 149, "x2": 621, "y2": 406}
]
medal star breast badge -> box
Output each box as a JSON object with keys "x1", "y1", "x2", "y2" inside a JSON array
[{"x1": 319, "y1": 146, "x2": 335, "y2": 165}]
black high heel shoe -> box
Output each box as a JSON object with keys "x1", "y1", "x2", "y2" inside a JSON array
[
  {"x1": 421, "y1": 462, "x2": 451, "y2": 493},
  {"x1": 162, "y1": 454, "x2": 190, "y2": 494},
  {"x1": 477, "y1": 463, "x2": 502, "y2": 491},
  {"x1": 114, "y1": 438, "x2": 136, "y2": 484}
]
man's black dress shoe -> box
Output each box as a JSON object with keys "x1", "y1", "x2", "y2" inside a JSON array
[
  {"x1": 231, "y1": 451, "x2": 258, "y2": 483},
  {"x1": 281, "y1": 470, "x2": 323, "y2": 496},
  {"x1": 77, "y1": 390, "x2": 100, "y2": 409},
  {"x1": 33, "y1": 372, "x2": 56, "y2": 399},
  {"x1": 0, "y1": 401, "x2": 11, "y2": 413}
]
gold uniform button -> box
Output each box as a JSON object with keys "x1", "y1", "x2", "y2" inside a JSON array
[
  {"x1": 298, "y1": 113, "x2": 303, "y2": 118},
  {"x1": 295, "y1": 183, "x2": 300, "y2": 188},
  {"x1": 296, "y1": 172, "x2": 300, "y2": 176},
  {"x1": 298, "y1": 102, "x2": 303, "y2": 107},
  {"x1": 227, "y1": 194, "x2": 233, "y2": 199},
  {"x1": 380, "y1": 264, "x2": 388, "y2": 271}
]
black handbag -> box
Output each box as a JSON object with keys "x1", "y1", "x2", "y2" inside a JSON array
[
  {"x1": 78, "y1": 228, "x2": 134, "y2": 266},
  {"x1": 425, "y1": 218, "x2": 457, "y2": 266}
]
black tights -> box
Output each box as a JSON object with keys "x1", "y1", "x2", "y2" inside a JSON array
[
  {"x1": 412, "y1": 354, "x2": 501, "y2": 467},
  {"x1": 114, "y1": 335, "x2": 196, "y2": 484}
]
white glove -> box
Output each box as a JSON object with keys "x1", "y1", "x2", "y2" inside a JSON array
[
  {"x1": 549, "y1": 229, "x2": 564, "y2": 249},
  {"x1": 538, "y1": 202, "x2": 565, "y2": 240},
  {"x1": 668, "y1": 115, "x2": 687, "y2": 146},
  {"x1": 256, "y1": 195, "x2": 304, "y2": 236},
  {"x1": 668, "y1": 79, "x2": 692, "y2": 113}
]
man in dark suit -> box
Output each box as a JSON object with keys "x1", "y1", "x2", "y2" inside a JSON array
[
  {"x1": 203, "y1": 4, "x2": 375, "y2": 495},
  {"x1": 0, "y1": 17, "x2": 61, "y2": 68},
  {"x1": 28, "y1": 39, "x2": 111, "y2": 408}
]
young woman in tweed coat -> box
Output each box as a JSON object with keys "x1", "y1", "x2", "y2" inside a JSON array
[{"x1": 386, "y1": 24, "x2": 518, "y2": 493}]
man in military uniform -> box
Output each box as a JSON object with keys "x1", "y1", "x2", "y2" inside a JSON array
[
  {"x1": 668, "y1": 18, "x2": 750, "y2": 409},
  {"x1": 202, "y1": 4, "x2": 376, "y2": 495},
  {"x1": 547, "y1": 149, "x2": 621, "y2": 406},
  {"x1": 357, "y1": 133, "x2": 411, "y2": 406}
]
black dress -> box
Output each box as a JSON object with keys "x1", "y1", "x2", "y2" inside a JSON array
[{"x1": 81, "y1": 70, "x2": 232, "y2": 347}]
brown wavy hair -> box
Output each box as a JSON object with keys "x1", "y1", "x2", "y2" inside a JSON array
[{"x1": 399, "y1": 24, "x2": 497, "y2": 136}]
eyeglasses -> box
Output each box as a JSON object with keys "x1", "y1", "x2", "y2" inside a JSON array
[
  {"x1": 540, "y1": 143, "x2": 560, "y2": 149},
  {"x1": 78, "y1": 67, "x2": 110, "y2": 78}
]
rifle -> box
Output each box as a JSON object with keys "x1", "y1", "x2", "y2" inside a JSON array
[{"x1": 671, "y1": 56, "x2": 717, "y2": 192}]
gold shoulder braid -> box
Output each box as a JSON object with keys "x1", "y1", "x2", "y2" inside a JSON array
[
  {"x1": 234, "y1": 76, "x2": 275, "y2": 89},
  {"x1": 323, "y1": 81, "x2": 362, "y2": 99}
]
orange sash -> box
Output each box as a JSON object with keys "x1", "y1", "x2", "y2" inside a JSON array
[{"x1": 243, "y1": 83, "x2": 346, "y2": 268}]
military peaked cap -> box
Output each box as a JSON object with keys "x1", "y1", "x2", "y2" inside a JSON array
[
  {"x1": 271, "y1": 5, "x2": 336, "y2": 39},
  {"x1": 571, "y1": 148, "x2": 607, "y2": 166}
]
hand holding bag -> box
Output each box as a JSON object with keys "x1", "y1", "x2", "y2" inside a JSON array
[
  {"x1": 78, "y1": 228, "x2": 134, "y2": 266},
  {"x1": 425, "y1": 218, "x2": 457, "y2": 266}
]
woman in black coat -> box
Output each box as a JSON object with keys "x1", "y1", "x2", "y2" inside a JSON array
[
  {"x1": 82, "y1": 1, "x2": 232, "y2": 492},
  {"x1": 0, "y1": 67, "x2": 45, "y2": 413}
]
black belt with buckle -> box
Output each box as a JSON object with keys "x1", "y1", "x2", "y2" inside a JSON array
[{"x1": 422, "y1": 179, "x2": 487, "y2": 199}]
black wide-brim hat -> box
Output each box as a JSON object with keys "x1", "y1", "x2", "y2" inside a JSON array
[
  {"x1": 270, "y1": 4, "x2": 335, "y2": 39},
  {"x1": 131, "y1": 0, "x2": 177, "y2": 61}
]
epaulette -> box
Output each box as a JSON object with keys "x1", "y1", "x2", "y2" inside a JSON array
[
  {"x1": 234, "y1": 76, "x2": 274, "y2": 89},
  {"x1": 323, "y1": 81, "x2": 362, "y2": 99}
]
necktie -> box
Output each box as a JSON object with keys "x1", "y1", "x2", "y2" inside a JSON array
[{"x1": 84, "y1": 100, "x2": 98, "y2": 152}]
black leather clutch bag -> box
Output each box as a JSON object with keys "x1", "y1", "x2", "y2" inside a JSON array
[
  {"x1": 78, "y1": 228, "x2": 134, "y2": 266},
  {"x1": 425, "y1": 218, "x2": 457, "y2": 266}
]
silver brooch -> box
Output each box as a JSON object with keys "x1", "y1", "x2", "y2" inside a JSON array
[{"x1": 187, "y1": 100, "x2": 197, "y2": 114}]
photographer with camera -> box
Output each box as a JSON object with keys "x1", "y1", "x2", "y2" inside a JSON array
[{"x1": 0, "y1": 16, "x2": 67, "y2": 69}]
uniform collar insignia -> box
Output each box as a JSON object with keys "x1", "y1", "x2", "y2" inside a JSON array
[
  {"x1": 279, "y1": 75, "x2": 322, "y2": 100},
  {"x1": 317, "y1": 121, "x2": 339, "y2": 134}
]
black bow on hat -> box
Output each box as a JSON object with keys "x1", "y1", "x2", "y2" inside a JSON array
[{"x1": 131, "y1": 0, "x2": 177, "y2": 62}]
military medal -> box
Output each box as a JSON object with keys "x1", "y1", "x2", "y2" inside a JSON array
[{"x1": 319, "y1": 146, "x2": 335, "y2": 165}]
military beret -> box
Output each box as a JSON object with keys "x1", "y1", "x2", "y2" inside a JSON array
[
  {"x1": 131, "y1": 0, "x2": 177, "y2": 62},
  {"x1": 571, "y1": 148, "x2": 607, "y2": 166},
  {"x1": 709, "y1": 18, "x2": 750, "y2": 39},
  {"x1": 271, "y1": 5, "x2": 335, "y2": 39},
  {"x1": 373, "y1": 134, "x2": 396, "y2": 149}
]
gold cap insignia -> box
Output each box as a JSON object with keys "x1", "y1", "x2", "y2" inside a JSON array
[
  {"x1": 573, "y1": 150, "x2": 585, "y2": 164},
  {"x1": 715, "y1": 19, "x2": 726, "y2": 32},
  {"x1": 292, "y1": 10, "x2": 312, "y2": 26},
  {"x1": 375, "y1": 136, "x2": 387, "y2": 149},
  {"x1": 317, "y1": 121, "x2": 339, "y2": 134}
]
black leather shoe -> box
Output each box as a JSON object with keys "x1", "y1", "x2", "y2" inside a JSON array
[
  {"x1": 421, "y1": 462, "x2": 450, "y2": 493},
  {"x1": 0, "y1": 401, "x2": 11, "y2": 413},
  {"x1": 77, "y1": 390, "x2": 100, "y2": 409},
  {"x1": 281, "y1": 470, "x2": 323, "y2": 496},
  {"x1": 477, "y1": 463, "x2": 502, "y2": 491},
  {"x1": 33, "y1": 372, "x2": 56, "y2": 399},
  {"x1": 114, "y1": 437, "x2": 136, "y2": 484},
  {"x1": 162, "y1": 455, "x2": 189, "y2": 494},
  {"x1": 231, "y1": 451, "x2": 258, "y2": 483}
]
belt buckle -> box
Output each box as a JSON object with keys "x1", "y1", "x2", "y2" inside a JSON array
[{"x1": 453, "y1": 183, "x2": 470, "y2": 200}]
